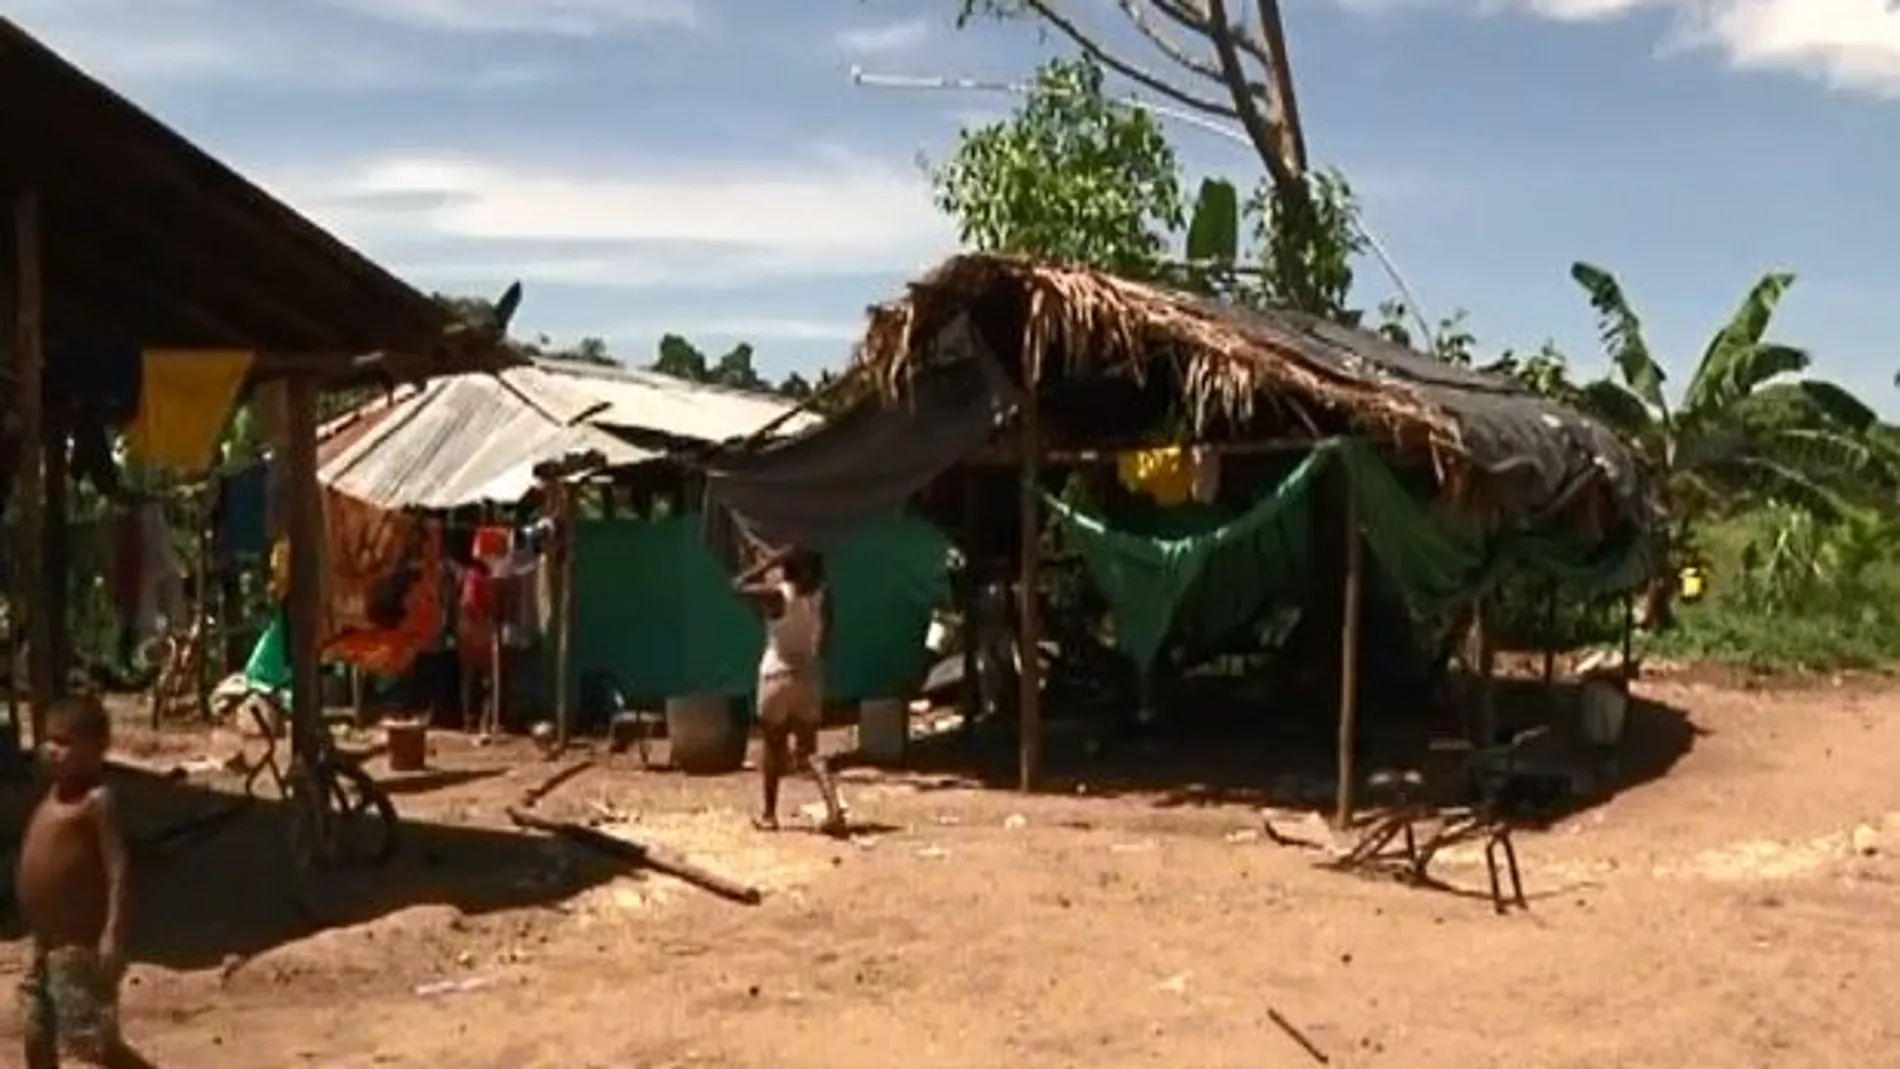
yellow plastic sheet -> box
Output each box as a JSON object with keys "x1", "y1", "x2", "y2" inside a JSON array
[{"x1": 125, "y1": 349, "x2": 255, "y2": 472}]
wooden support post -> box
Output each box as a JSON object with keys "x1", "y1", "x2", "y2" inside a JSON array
[
  {"x1": 40, "y1": 403, "x2": 67, "y2": 701},
  {"x1": 484, "y1": 503, "x2": 504, "y2": 737},
  {"x1": 42, "y1": 406, "x2": 68, "y2": 700},
  {"x1": 1332, "y1": 494, "x2": 1363, "y2": 828},
  {"x1": 1541, "y1": 583, "x2": 1558, "y2": 695},
  {"x1": 1474, "y1": 598, "x2": 1497, "y2": 745},
  {"x1": 14, "y1": 191, "x2": 51, "y2": 742},
  {"x1": 283, "y1": 377, "x2": 322, "y2": 758},
  {"x1": 1016, "y1": 400, "x2": 1043, "y2": 793},
  {"x1": 194, "y1": 486, "x2": 213, "y2": 717},
  {"x1": 553, "y1": 482, "x2": 575, "y2": 752},
  {"x1": 959, "y1": 473, "x2": 979, "y2": 730},
  {"x1": 1620, "y1": 593, "x2": 1636, "y2": 695}
]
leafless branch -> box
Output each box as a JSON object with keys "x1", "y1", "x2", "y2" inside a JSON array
[
  {"x1": 1149, "y1": 0, "x2": 1274, "y2": 67},
  {"x1": 1018, "y1": 0, "x2": 1239, "y2": 118},
  {"x1": 1204, "y1": 0, "x2": 1298, "y2": 192},
  {"x1": 1114, "y1": 0, "x2": 1224, "y2": 82}
]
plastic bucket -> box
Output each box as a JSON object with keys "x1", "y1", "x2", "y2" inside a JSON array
[
  {"x1": 666, "y1": 695, "x2": 747, "y2": 774},
  {"x1": 1579, "y1": 679, "x2": 1627, "y2": 747},
  {"x1": 858, "y1": 698, "x2": 909, "y2": 764},
  {"x1": 385, "y1": 719, "x2": 428, "y2": 772}
]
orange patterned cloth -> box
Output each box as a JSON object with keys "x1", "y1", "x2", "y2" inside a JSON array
[{"x1": 318, "y1": 491, "x2": 443, "y2": 678}]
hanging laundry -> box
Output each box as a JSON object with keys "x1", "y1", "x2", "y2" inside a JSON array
[
  {"x1": 535, "y1": 542, "x2": 555, "y2": 636},
  {"x1": 471, "y1": 525, "x2": 510, "y2": 563},
  {"x1": 124, "y1": 350, "x2": 256, "y2": 473},
  {"x1": 215, "y1": 463, "x2": 269, "y2": 559},
  {"x1": 1116, "y1": 445, "x2": 1222, "y2": 508},
  {"x1": 455, "y1": 561, "x2": 497, "y2": 673},
  {"x1": 497, "y1": 560, "x2": 546, "y2": 647},
  {"x1": 112, "y1": 502, "x2": 185, "y2": 650},
  {"x1": 268, "y1": 537, "x2": 291, "y2": 604},
  {"x1": 1116, "y1": 446, "x2": 1194, "y2": 507},
  {"x1": 322, "y1": 522, "x2": 445, "y2": 679},
  {"x1": 140, "y1": 501, "x2": 186, "y2": 630}
]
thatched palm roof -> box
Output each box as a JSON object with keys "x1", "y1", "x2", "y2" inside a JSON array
[{"x1": 857, "y1": 253, "x2": 1651, "y2": 528}]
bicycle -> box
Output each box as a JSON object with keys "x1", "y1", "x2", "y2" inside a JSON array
[{"x1": 213, "y1": 677, "x2": 400, "y2": 872}]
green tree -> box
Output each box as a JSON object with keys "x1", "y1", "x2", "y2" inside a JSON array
[
  {"x1": 1569, "y1": 263, "x2": 1884, "y2": 523},
  {"x1": 652, "y1": 333, "x2": 709, "y2": 380},
  {"x1": 930, "y1": 56, "x2": 1184, "y2": 278},
  {"x1": 709, "y1": 343, "x2": 768, "y2": 391},
  {"x1": 1484, "y1": 340, "x2": 1579, "y2": 403},
  {"x1": 649, "y1": 335, "x2": 826, "y2": 402}
]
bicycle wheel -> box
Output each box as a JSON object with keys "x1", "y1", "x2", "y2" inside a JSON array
[{"x1": 324, "y1": 760, "x2": 400, "y2": 866}]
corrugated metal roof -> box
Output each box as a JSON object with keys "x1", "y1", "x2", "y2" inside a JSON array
[
  {"x1": 531, "y1": 358, "x2": 818, "y2": 444},
  {"x1": 318, "y1": 368, "x2": 656, "y2": 510}
]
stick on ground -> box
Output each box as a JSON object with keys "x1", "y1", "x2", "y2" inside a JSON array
[
  {"x1": 505, "y1": 806, "x2": 763, "y2": 905},
  {"x1": 518, "y1": 759, "x2": 592, "y2": 808},
  {"x1": 1266, "y1": 1006, "x2": 1329, "y2": 1064}
]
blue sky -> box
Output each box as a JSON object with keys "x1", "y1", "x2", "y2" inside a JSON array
[{"x1": 12, "y1": 0, "x2": 1900, "y2": 409}]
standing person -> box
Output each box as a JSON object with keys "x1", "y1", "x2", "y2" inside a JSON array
[
  {"x1": 14, "y1": 695, "x2": 152, "y2": 1068},
  {"x1": 735, "y1": 546, "x2": 848, "y2": 837},
  {"x1": 455, "y1": 556, "x2": 495, "y2": 734}
]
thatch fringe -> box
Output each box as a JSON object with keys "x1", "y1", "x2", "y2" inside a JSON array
[{"x1": 857, "y1": 253, "x2": 1465, "y2": 472}]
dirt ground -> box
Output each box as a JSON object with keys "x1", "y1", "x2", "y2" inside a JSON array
[{"x1": 5, "y1": 674, "x2": 1900, "y2": 1068}]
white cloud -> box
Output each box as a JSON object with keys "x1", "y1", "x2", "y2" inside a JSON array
[
  {"x1": 4, "y1": 0, "x2": 566, "y2": 88},
  {"x1": 836, "y1": 17, "x2": 934, "y2": 55},
  {"x1": 5, "y1": 0, "x2": 695, "y2": 88},
  {"x1": 264, "y1": 148, "x2": 959, "y2": 292},
  {"x1": 315, "y1": 0, "x2": 700, "y2": 36},
  {"x1": 1431, "y1": 0, "x2": 1900, "y2": 96}
]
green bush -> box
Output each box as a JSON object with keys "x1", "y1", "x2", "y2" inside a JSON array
[{"x1": 1655, "y1": 506, "x2": 1900, "y2": 671}]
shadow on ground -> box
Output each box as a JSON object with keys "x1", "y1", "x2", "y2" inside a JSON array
[
  {"x1": 0, "y1": 760, "x2": 633, "y2": 972},
  {"x1": 861, "y1": 676, "x2": 1701, "y2": 823}
]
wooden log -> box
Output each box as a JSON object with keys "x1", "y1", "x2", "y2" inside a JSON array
[{"x1": 504, "y1": 806, "x2": 762, "y2": 905}]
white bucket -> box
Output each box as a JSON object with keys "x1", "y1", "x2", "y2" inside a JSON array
[
  {"x1": 665, "y1": 694, "x2": 746, "y2": 774},
  {"x1": 1579, "y1": 679, "x2": 1628, "y2": 748},
  {"x1": 858, "y1": 697, "x2": 910, "y2": 764},
  {"x1": 924, "y1": 613, "x2": 958, "y2": 656}
]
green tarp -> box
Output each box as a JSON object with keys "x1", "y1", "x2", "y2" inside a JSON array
[
  {"x1": 563, "y1": 513, "x2": 951, "y2": 705},
  {"x1": 1043, "y1": 437, "x2": 1648, "y2": 672},
  {"x1": 243, "y1": 611, "x2": 292, "y2": 693}
]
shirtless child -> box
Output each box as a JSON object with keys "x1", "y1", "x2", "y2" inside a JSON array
[{"x1": 14, "y1": 695, "x2": 142, "y2": 1068}]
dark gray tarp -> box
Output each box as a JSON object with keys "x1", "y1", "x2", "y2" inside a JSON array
[
  {"x1": 701, "y1": 302, "x2": 1654, "y2": 561},
  {"x1": 1247, "y1": 307, "x2": 1650, "y2": 528},
  {"x1": 702, "y1": 318, "x2": 1019, "y2": 560}
]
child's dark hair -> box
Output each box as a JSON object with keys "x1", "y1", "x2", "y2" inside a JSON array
[
  {"x1": 782, "y1": 547, "x2": 825, "y2": 592},
  {"x1": 49, "y1": 693, "x2": 111, "y2": 743}
]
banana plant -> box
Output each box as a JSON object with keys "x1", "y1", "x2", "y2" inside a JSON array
[
  {"x1": 1569, "y1": 263, "x2": 1888, "y2": 526},
  {"x1": 1182, "y1": 176, "x2": 1240, "y2": 295}
]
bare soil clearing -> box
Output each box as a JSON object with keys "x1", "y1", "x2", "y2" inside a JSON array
[{"x1": 5, "y1": 679, "x2": 1899, "y2": 1068}]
